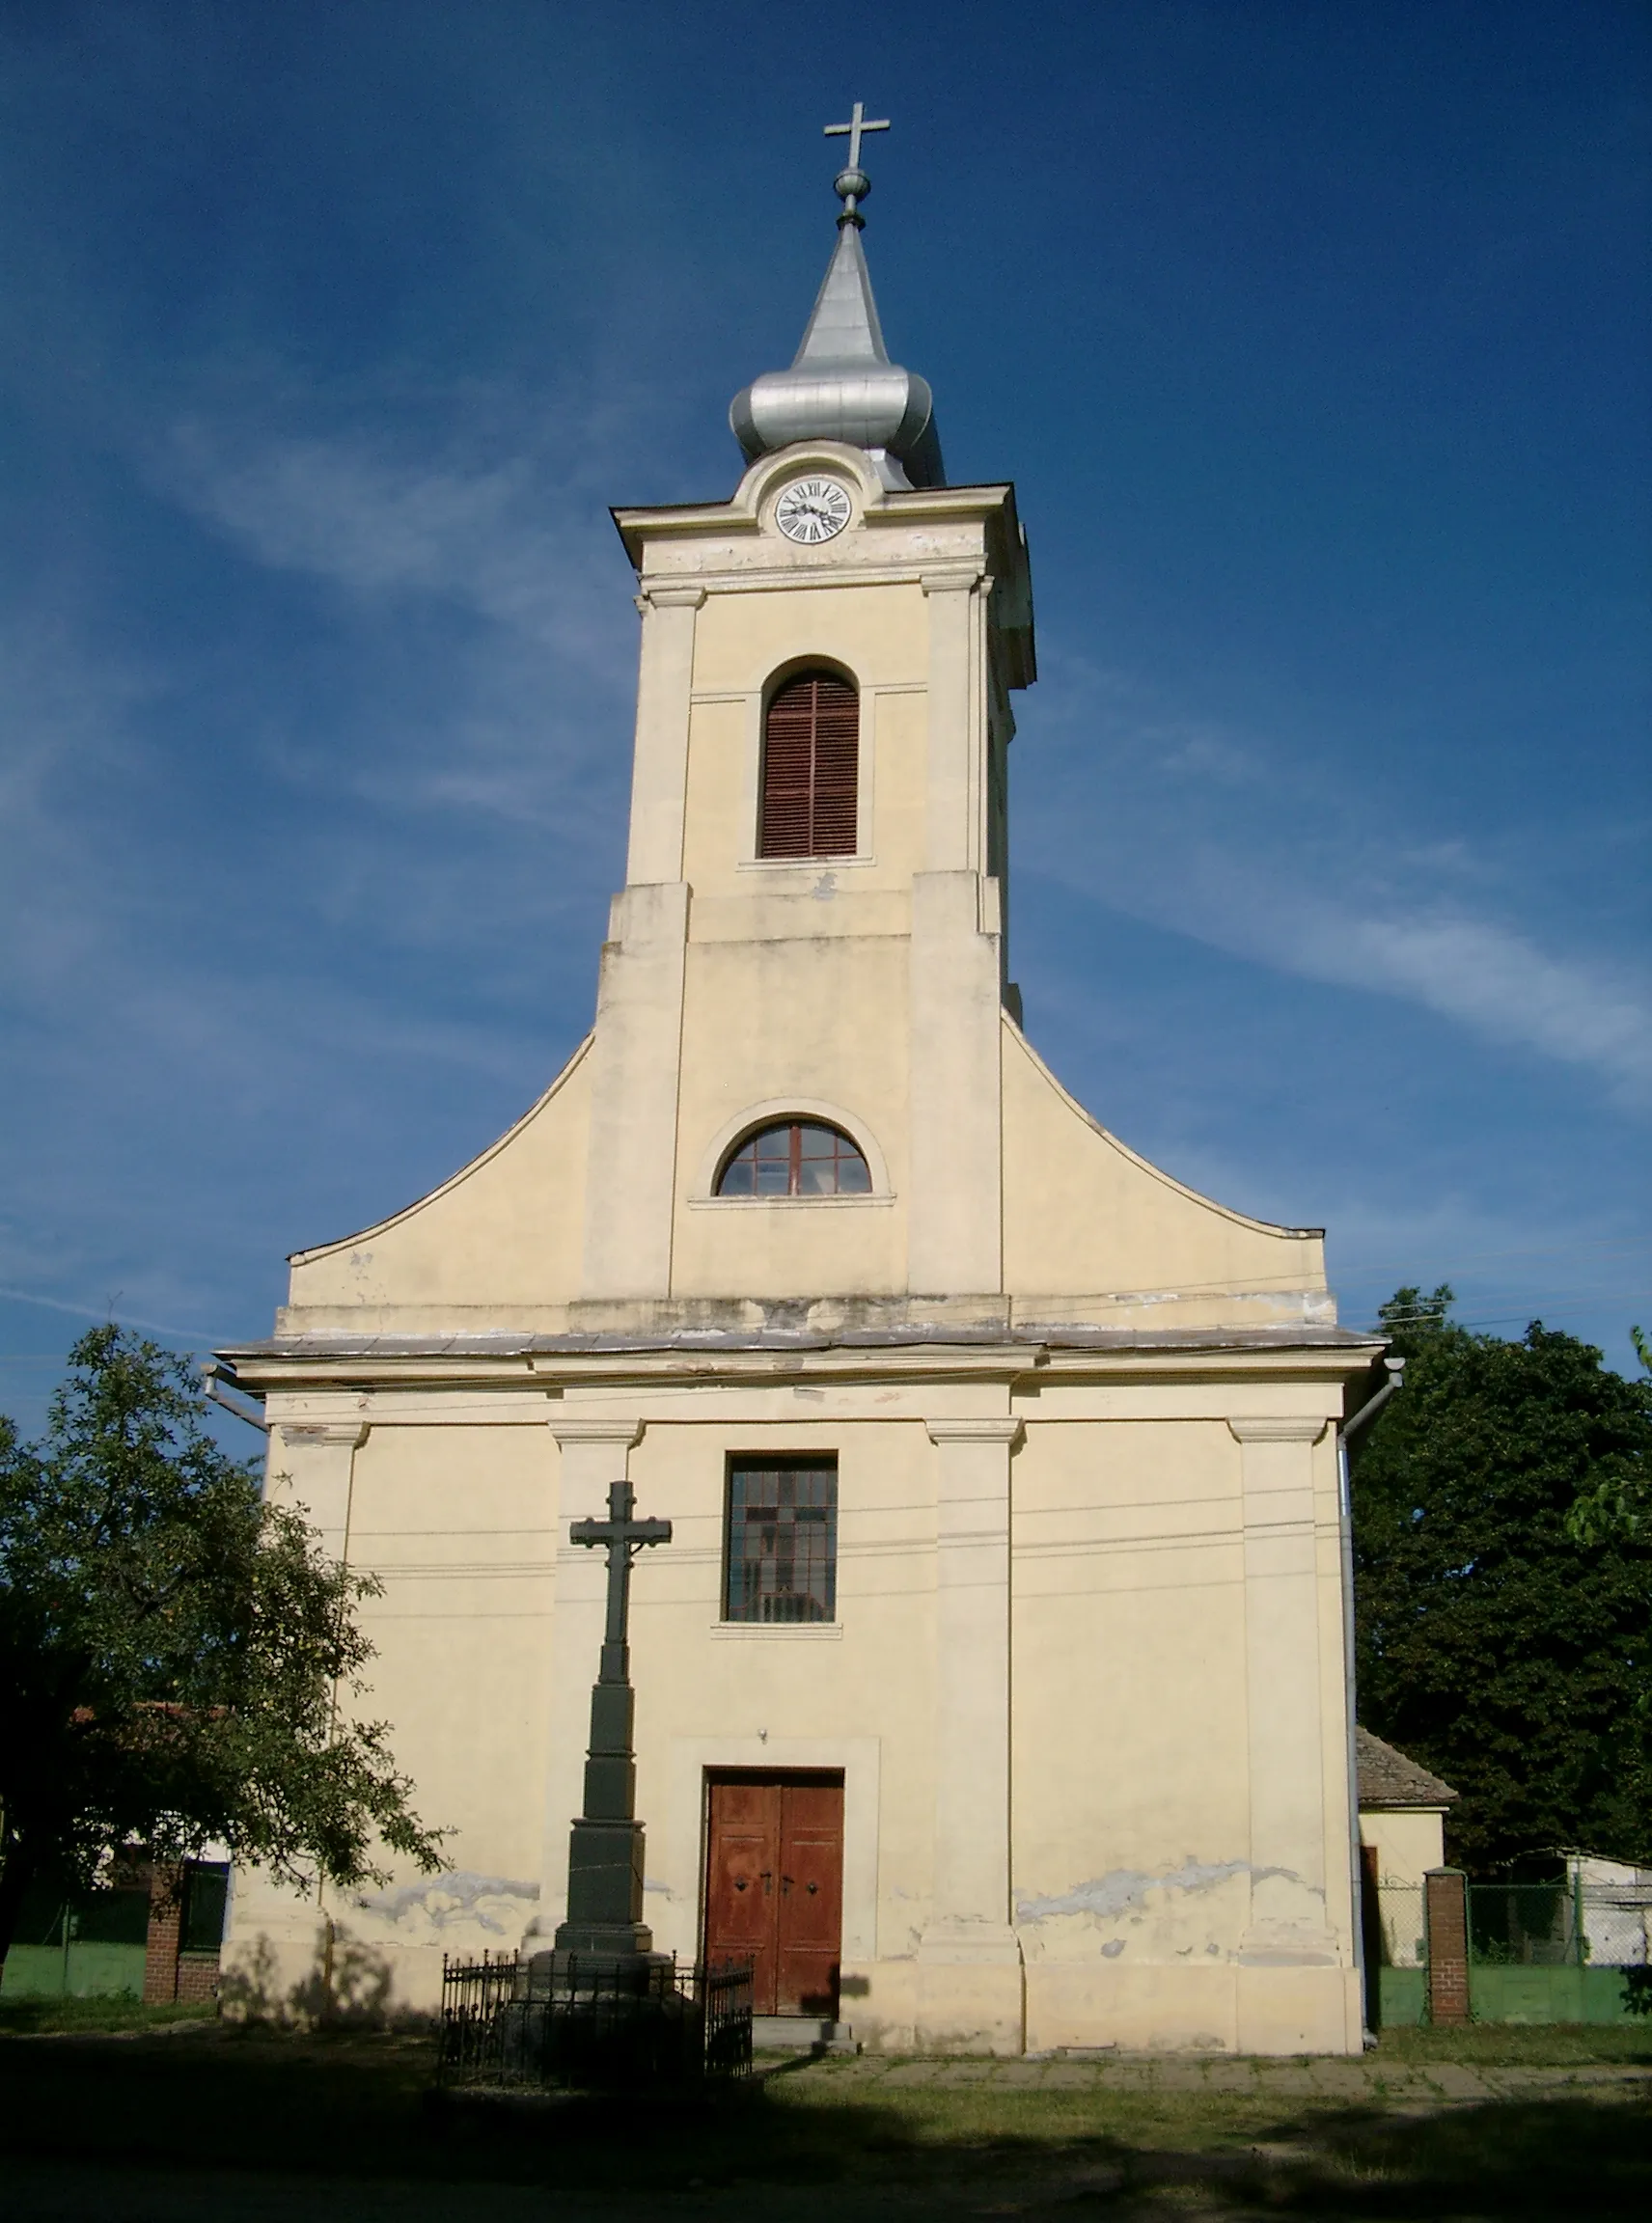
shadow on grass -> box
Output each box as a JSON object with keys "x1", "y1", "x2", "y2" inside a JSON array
[
  {"x1": 0, "y1": 2028, "x2": 1646, "y2": 2216},
  {"x1": 0, "y1": 1996, "x2": 216, "y2": 2037},
  {"x1": 1205, "y1": 2098, "x2": 1652, "y2": 2218}
]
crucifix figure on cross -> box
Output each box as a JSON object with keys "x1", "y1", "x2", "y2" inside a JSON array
[
  {"x1": 551, "y1": 1480, "x2": 675, "y2": 1963},
  {"x1": 824, "y1": 99, "x2": 889, "y2": 225}
]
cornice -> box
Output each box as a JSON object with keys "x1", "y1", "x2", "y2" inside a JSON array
[
  {"x1": 925, "y1": 1417, "x2": 1025, "y2": 1447},
  {"x1": 630, "y1": 561, "x2": 986, "y2": 602},
  {"x1": 1226, "y1": 1417, "x2": 1331, "y2": 1443},
  {"x1": 637, "y1": 585, "x2": 707, "y2": 610},
  {"x1": 225, "y1": 1335, "x2": 1382, "y2": 1399},
  {"x1": 613, "y1": 475, "x2": 1016, "y2": 553},
  {"x1": 548, "y1": 1416, "x2": 645, "y2": 1448}
]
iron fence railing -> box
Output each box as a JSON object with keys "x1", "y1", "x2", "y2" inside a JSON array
[{"x1": 437, "y1": 1951, "x2": 754, "y2": 2089}]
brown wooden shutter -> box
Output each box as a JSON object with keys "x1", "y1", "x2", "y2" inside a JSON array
[{"x1": 759, "y1": 672, "x2": 859, "y2": 858}]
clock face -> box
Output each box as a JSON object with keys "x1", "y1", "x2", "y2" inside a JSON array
[{"x1": 774, "y1": 477, "x2": 853, "y2": 545}]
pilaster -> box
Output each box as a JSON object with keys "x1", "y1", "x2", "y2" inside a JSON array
[
  {"x1": 1227, "y1": 1417, "x2": 1342, "y2": 1973},
  {"x1": 921, "y1": 569, "x2": 981, "y2": 873},
  {"x1": 907, "y1": 870, "x2": 1004, "y2": 1295},
  {"x1": 536, "y1": 1418, "x2": 645, "y2": 1937},
  {"x1": 578, "y1": 879, "x2": 691, "y2": 1300},
  {"x1": 268, "y1": 1420, "x2": 369, "y2": 1565},
  {"x1": 624, "y1": 586, "x2": 705, "y2": 886},
  {"x1": 916, "y1": 1416, "x2": 1024, "y2": 2052}
]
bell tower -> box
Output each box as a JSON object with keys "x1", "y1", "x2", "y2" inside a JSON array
[{"x1": 575, "y1": 114, "x2": 1035, "y2": 1317}]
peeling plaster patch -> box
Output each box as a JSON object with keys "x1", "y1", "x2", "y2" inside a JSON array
[
  {"x1": 1101, "y1": 1938, "x2": 1125, "y2": 1958},
  {"x1": 1016, "y1": 1858, "x2": 1299, "y2": 1926},
  {"x1": 356, "y1": 1872, "x2": 539, "y2": 1934}
]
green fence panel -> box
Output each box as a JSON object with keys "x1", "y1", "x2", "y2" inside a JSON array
[
  {"x1": 1468, "y1": 1963, "x2": 1643, "y2": 2025},
  {"x1": 1, "y1": 1941, "x2": 146, "y2": 2000},
  {"x1": 1377, "y1": 1967, "x2": 1426, "y2": 2026}
]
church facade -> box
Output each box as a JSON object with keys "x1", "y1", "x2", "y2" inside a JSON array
[{"x1": 221, "y1": 135, "x2": 1385, "y2": 2055}]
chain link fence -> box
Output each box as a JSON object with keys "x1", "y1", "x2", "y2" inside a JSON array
[{"x1": 1366, "y1": 1868, "x2": 1652, "y2": 2026}]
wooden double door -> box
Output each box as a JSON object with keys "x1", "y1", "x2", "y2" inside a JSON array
[{"x1": 703, "y1": 1772, "x2": 843, "y2": 2017}]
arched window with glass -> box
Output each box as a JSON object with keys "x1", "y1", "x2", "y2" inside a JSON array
[
  {"x1": 757, "y1": 668, "x2": 859, "y2": 859},
  {"x1": 715, "y1": 1119, "x2": 872, "y2": 1198}
]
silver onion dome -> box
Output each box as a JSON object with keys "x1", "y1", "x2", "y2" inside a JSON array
[{"x1": 730, "y1": 153, "x2": 945, "y2": 491}]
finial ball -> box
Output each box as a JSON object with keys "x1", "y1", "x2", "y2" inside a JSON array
[{"x1": 834, "y1": 167, "x2": 871, "y2": 204}]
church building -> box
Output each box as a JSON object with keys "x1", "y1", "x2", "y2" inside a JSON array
[{"x1": 221, "y1": 117, "x2": 1386, "y2": 2055}]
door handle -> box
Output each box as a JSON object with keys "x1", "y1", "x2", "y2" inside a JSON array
[
  {"x1": 759, "y1": 1870, "x2": 773, "y2": 1896},
  {"x1": 781, "y1": 1875, "x2": 793, "y2": 1895}
]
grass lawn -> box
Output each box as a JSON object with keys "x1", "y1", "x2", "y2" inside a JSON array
[
  {"x1": 0, "y1": 2007, "x2": 1647, "y2": 2218},
  {"x1": 1370, "y1": 2018, "x2": 1652, "y2": 2065}
]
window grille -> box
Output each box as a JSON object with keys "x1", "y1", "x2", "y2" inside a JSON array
[
  {"x1": 725, "y1": 1459, "x2": 838, "y2": 1624},
  {"x1": 758, "y1": 670, "x2": 859, "y2": 858},
  {"x1": 715, "y1": 1120, "x2": 871, "y2": 1198}
]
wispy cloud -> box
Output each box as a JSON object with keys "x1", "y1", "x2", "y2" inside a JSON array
[
  {"x1": 158, "y1": 403, "x2": 636, "y2": 667},
  {"x1": 1298, "y1": 910, "x2": 1652, "y2": 1100},
  {"x1": 1024, "y1": 654, "x2": 1652, "y2": 1110}
]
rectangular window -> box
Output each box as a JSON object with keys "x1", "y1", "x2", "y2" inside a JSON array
[
  {"x1": 180, "y1": 1862, "x2": 231, "y2": 1955},
  {"x1": 725, "y1": 1458, "x2": 838, "y2": 1623}
]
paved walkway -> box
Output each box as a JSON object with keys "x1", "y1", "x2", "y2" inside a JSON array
[{"x1": 768, "y1": 2046, "x2": 1652, "y2": 2105}]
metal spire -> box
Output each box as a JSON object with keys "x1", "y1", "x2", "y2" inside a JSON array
[{"x1": 729, "y1": 103, "x2": 945, "y2": 491}]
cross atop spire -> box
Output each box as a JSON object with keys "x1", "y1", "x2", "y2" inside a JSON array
[
  {"x1": 825, "y1": 99, "x2": 889, "y2": 175},
  {"x1": 823, "y1": 99, "x2": 889, "y2": 227}
]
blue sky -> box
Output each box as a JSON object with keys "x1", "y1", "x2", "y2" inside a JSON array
[{"x1": 2, "y1": 0, "x2": 1647, "y2": 1441}]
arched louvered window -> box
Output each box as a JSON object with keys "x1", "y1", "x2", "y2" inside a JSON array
[
  {"x1": 758, "y1": 670, "x2": 859, "y2": 859},
  {"x1": 716, "y1": 1120, "x2": 873, "y2": 1198}
]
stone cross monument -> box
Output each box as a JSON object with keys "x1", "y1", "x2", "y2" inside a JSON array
[{"x1": 552, "y1": 1480, "x2": 673, "y2": 1963}]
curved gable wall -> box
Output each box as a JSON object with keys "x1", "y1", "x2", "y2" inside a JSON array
[
  {"x1": 1001, "y1": 1020, "x2": 1329, "y2": 1320},
  {"x1": 286, "y1": 1036, "x2": 593, "y2": 1311}
]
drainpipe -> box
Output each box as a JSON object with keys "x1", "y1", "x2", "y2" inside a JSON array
[
  {"x1": 1337, "y1": 1354, "x2": 1404, "y2": 2044},
  {"x1": 200, "y1": 1361, "x2": 269, "y2": 1435}
]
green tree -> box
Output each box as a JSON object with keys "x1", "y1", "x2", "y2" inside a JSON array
[
  {"x1": 1353, "y1": 1288, "x2": 1652, "y2": 1872},
  {"x1": 1568, "y1": 1325, "x2": 1652, "y2": 1544},
  {"x1": 0, "y1": 1327, "x2": 443, "y2": 1972}
]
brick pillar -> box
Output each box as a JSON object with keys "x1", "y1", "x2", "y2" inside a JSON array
[
  {"x1": 143, "y1": 1865, "x2": 183, "y2": 2004},
  {"x1": 1424, "y1": 1867, "x2": 1470, "y2": 2026},
  {"x1": 175, "y1": 1953, "x2": 221, "y2": 2005}
]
